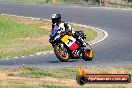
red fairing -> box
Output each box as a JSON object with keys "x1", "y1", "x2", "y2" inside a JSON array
[{"x1": 69, "y1": 42, "x2": 78, "y2": 50}]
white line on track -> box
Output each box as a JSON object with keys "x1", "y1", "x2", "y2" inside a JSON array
[
  {"x1": 30, "y1": 55, "x2": 34, "y2": 57},
  {"x1": 14, "y1": 57, "x2": 19, "y2": 59},
  {"x1": 21, "y1": 56, "x2": 25, "y2": 58},
  {"x1": 50, "y1": 52, "x2": 53, "y2": 54}
]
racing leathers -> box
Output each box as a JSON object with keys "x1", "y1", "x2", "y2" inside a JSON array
[{"x1": 56, "y1": 22, "x2": 73, "y2": 34}]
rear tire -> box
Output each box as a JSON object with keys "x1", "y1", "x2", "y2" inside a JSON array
[
  {"x1": 82, "y1": 49, "x2": 93, "y2": 61},
  {"x1": 54, "y1": 44, "x2": 69, "y2": 62}
]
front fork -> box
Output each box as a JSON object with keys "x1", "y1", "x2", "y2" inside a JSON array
[
  {"x1": 78, "y1": 36, "x2": 91, "y2": 51},
  {"x1": 58, "y1": 43, "x2": 64, "y2": 51}
]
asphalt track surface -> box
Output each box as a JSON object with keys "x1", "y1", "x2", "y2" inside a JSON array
[{"x1": 0, "y1": 2, "x2": 132, "y2": 68}]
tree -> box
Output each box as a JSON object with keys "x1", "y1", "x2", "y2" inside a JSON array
[{"x1": 128, "y1": 0, "x2": 132, "y2": 3}]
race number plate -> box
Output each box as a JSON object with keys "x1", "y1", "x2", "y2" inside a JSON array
[{"x1": 61, "y1": 35, "x2": 78, "y2": 50}]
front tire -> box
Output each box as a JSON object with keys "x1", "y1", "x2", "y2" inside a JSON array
[
  {"x1": 82, "y1": 49, "x2": 93, "y2": 61},
  {"x1": 54, "y1": 44, "x2": 69, "y2": 62}
]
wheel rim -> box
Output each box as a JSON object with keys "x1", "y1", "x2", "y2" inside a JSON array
[
  {"x1": 57, "y1": 45, "x2": 62, "y2": 57},
  {"x1": 85, "y1": 49, "x2": 93, "y2": 58},
  {"x1": 57, "y1": 45, "x2": 69, "y2": 60},
  {"x1": 65, "y1": 53, "x2": 69, "y2": 59}
]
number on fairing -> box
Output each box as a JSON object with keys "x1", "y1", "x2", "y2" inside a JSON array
[
  {"x1": 61, "y1": 35, "x2": 79, "y2": 50},
  {"x1": 67, "y1": 39, "x2": 73, "y2": 44},
  {"x1": 61, "y1": 35, "x2": 75, "y2": 47},
  {"x1": 66, "y1": 37, "x2": 76, "y2": 47}
]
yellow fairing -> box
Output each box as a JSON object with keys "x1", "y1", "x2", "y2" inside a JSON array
[
  {"x1": 89, "y1": 49, "x2": 93, "y2": 58},
  {"x1": 61, "y1": 35, "x2": 72, "y2": 43},
  {"x1": 65, "y1": 53, "x2": 69, "y2": 59}
]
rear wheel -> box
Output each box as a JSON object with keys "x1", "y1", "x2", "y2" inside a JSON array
[
  {"x1": 54, "y1": 44, "x2": 69, "y2": 62},
  {"x1": 82, "y1": 49, "x2": 93, "y2": 61}
]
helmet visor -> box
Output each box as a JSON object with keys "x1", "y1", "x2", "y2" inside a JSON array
[{"x1": 52, "y1": 18, "x2": 61, "y2": 24}]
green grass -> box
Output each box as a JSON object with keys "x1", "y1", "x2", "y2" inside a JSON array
[
  {"x1": 0, "y1": 15, "x2": 51, "y2": 58},
  {"x1": 0, "y1": 85, "x2": 37, "y2": 88},
  {"x1": 0, "y1": 0, "x2": 51, "y2": 4},
  {"x1": 0, "y1": 84, "x2": 127, "y2": 88},
  {"x1": 7, "y1": 66, "x2": 132, "y2": 79},
  {"x1": 9, "y1": 66, "x2": 77, "y2": 79},
  {"x1": 1, "y1": 66, "x2": 131, "y2": 88},
  {"x1": 0, "y1": 0, "x2": 65, "y2": 4},
  {"x1": 0, "y1": 84, "x2": 126, "y2": 88},
  {"x1": 0, "y1": 0, "x2": 132, "y2": 9},
  {"x1": 0, "y1": 15, "x2": 96, "y2": 58},
  {"x1": 0, "y1": 0, "x2": 96, "y2": 5}
]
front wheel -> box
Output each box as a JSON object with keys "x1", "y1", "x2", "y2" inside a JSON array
[
  {"x1": 82, "y1": 49, "x2": 93, "y2": 61},
  {"x1": 54, "y1": 44, "x2": 69, "y2": 62}
]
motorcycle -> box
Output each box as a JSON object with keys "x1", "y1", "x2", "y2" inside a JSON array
[{"x1": 49, "y1": 26, "x2": 93, "y2": 62}]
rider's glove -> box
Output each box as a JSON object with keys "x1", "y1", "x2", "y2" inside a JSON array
[{"x1": 49, "y1": 39, "x2": 52, "y2": 43}]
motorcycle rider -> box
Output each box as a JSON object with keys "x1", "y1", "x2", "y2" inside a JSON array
[
  {"x1": 50, "y1": 14, "x2": 73, "y2": 36},
  {"x1": 49, "y1": 14, "x2": 89, "y2": 55}
]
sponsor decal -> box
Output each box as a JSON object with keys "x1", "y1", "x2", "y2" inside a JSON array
[
  {"x1": 61, "y1": 35, "x2": 78, "y2": 50},
  {"x1": 76, "y1": 67, "x2": 131, "y2": 85}
]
